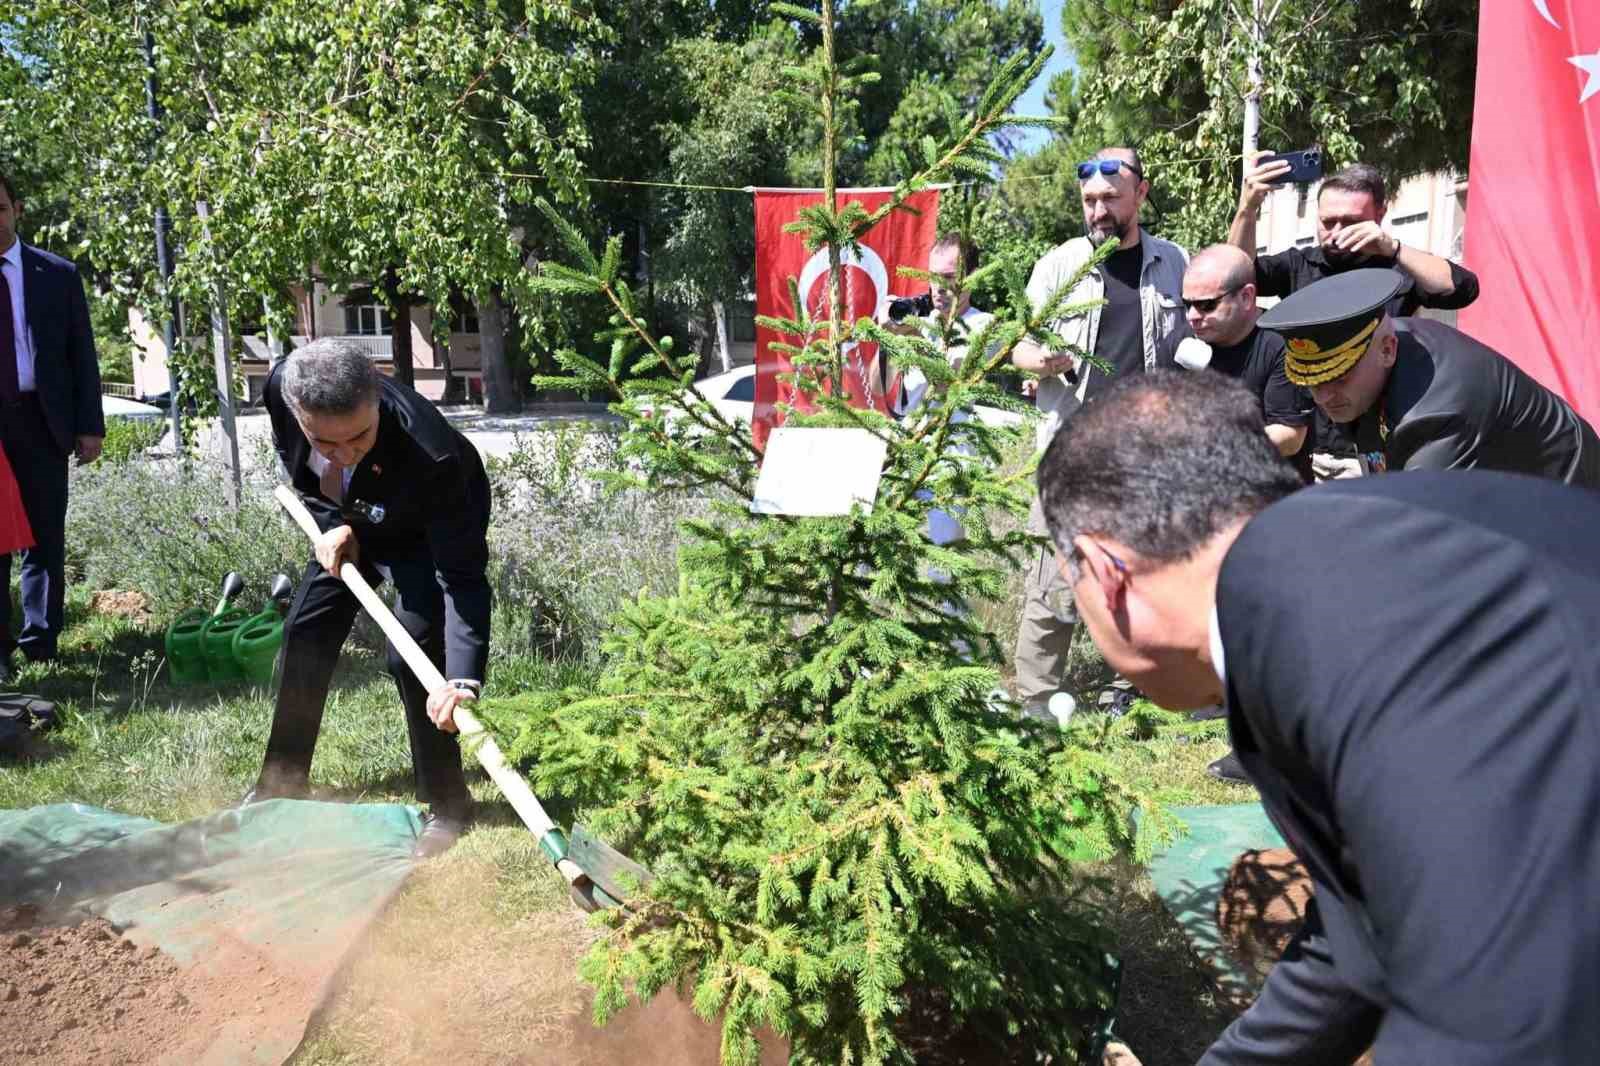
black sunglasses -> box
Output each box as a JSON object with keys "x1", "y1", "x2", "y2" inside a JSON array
[
  {"x1": 1077, "y1": 159, "x2": 1144, "y2": 182},
  {"x1": 1181, "y1": 284, "x2": 1244, "y2": 314}
]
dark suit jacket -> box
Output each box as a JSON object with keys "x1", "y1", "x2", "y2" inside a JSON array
[
  {"x1": 265, "y1": 361, "x2": 491, "y2": 681},
  {"x1": 1350, "y1": 318, "x2": 1600, "y2": 487},
  {"x1": 19, "y1": 244, "x2": 104, "y2": 453},
  {"x1": 1202, "y1": 472, "x2": 1600, "y2": 1065}
]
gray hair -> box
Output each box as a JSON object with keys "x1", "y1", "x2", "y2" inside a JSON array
[{"x1": 281, "y1": 338, "x2": 382, "y2": 415}]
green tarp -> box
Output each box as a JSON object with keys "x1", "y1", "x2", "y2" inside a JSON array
[
  {"x1": 0, "y1": 799, "x2": 422, "y2": 1065},
  {"x1": 1146, "y1": 803, "x2": 1286, "y2": 1004}
]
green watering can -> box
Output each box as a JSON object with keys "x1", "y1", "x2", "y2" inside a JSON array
[
  {"x1": 164, "y1": 573, "x2": 293, "y2": 685},
  {"x1": 231, "y1": 574, "x2": 294, "y2": 685},
  {"x1": 165, "y1": 572, "x2": 245, "y2": 684}
]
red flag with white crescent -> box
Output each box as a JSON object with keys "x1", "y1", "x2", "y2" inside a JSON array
[
  {"x1": 1460, "y1": 0, "x2": 1600, "y2": 425},
  {"x1": 752, "y1": 188, "x2": 940, "y2": 449}
]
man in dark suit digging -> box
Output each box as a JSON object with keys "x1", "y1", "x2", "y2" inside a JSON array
[{"x1": 247, "y1": 338, "x2": 491, "y2": 858}]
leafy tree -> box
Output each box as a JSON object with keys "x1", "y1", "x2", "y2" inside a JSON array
[
  {"x1": 492, "y1": 5, "x2": 1166, "y2": 1063},
  {"x1": 0, "y1": 0, "x2": 607, "y2": 411},
  {"x1": 1016, "y1": 0, "x2": 1477, "y2": 250}
]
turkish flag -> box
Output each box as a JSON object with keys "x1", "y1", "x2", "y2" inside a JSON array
[
  {"x1": 752, "y1": 188, "x2": 940, "y2": 449},
  {"x1": 1460, "y1": 1, "x2": 1600, "y2": 425}
]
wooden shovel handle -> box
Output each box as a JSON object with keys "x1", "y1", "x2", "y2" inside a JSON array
[{"x1": 273, "y1": 485, "x2": 570, "y2": 850}]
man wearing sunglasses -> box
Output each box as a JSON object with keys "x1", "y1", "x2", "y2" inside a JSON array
[
  {"x1": 1161, "y1": 244, "x2": 1314, "y2": 481},
  {"x1": 1259, "y1": 269, "x2": 1600, "y2": 487},
  {"x1": 1037, "y1": 367, "x2": 1600, "y2": 1066},
  {"x1": 1009, "y1": 146, "x2": 1188, "y2": 722}
]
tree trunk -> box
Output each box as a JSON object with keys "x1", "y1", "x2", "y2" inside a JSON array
[
  {"x1": 480, "y1": 291, "x2": 518, "y2": 414},
  {"x1": 712, "y1": 299, "x2": 733, "y2": 373},
  {"x1": 387, "y1": 276, "x2": 414, "y2": 389}
]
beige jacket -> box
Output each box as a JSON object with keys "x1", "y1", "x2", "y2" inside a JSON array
[{"x1": 1024, "y1": 232, "x2": 1189, "y2": 449}]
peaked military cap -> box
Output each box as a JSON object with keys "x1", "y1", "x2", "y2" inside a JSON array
[{"x1": 1258, "y1": 268, "x2": 1403, "y2": 386}]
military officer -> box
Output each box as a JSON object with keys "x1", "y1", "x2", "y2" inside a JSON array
[
  {"x1": 246, "y1": 338, "x2": 492, "y2": 859},
  {"x1": 1259, "y1": 269, "x2": 1600, "y2": 486},
  {"x1": 1036, "y1": 369, "x2": 1600, "y2": 1064}
]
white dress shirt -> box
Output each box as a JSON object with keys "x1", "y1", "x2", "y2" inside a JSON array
[
  {"x1": 1, "y1": 240, "x2": 35, "y2": 393},
  {"x1": 1209, "y1": 603, "x2": 1226, "y2": 687}
]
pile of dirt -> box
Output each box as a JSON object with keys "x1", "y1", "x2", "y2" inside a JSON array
[
  {"x1": 0, "y1": 903, "x2": 318, "y2": 1065},
  {"x1": 1215, "y1": 847, "x2": 1312, "y2": 979},
  {"x1": 89, "y1": 589, "x2": 153, "y2": 623},
  {"x1": 1214, "y1": 851, "x2": 1373, "y2": 1066}
]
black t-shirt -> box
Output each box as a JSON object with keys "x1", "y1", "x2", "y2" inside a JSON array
[
  {"x1": 1210, "y1": 327, "x2": 1315, "y2": 482},
  {"x1": 1254, "y1": 246, "x2": 1482, "y2": 458},
  {"x1": 1084, "y1": 241, "x2": 1145, "y2": 400}
]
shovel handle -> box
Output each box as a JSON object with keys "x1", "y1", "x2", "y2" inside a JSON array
[{"x1": 273, "y1": 486, "x2": 583, "y2": 879}]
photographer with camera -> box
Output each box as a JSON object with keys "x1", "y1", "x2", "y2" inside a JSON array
[
  {"x1": 1230, "y1": 158, "x2": 1480, "y2": 480},
  {"x1": 876, "y1": 234, "x2": 991, "y2": 418}
]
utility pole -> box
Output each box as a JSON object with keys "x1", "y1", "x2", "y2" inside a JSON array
[
  {"x1": 1241, "y1": 0, "x2": 1266, "y2": 160},
  {"x1": 194, "y1": 201, "x2": 242, "y2": 508},
  {"x1": 141, "y1": 28, "x2": 183, "y2": 449}
]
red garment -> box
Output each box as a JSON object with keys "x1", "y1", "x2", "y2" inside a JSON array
[{"x1": 0, "y1": 446, "x2": 34, "y2": 553}]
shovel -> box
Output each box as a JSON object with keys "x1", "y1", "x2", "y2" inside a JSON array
[{"x1": 273, "y1": 485, "x2": 648, "y2": 912}]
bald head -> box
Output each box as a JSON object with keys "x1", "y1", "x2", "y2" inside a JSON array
[
  {"x1": 1188, "y1": 244, "x2": 1254, "y2": 293},
  {"x1": 1182, "y1": 244, "x2": 1259, "y2": 346}
]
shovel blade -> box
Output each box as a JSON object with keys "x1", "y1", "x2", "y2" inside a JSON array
[{"x1": 569, "y1": 823, "x2": 651, "y2": 906}]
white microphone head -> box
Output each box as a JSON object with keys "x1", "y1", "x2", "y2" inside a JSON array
[{"x1": 1174, "y1": 337, "x2": 1213, "y2": 371}]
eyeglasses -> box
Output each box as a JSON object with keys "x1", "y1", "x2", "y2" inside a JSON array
[
  {"x1": 1076, "y1": 159, "x2": 1144, "y2": 182},
  {"x1": 1181, "y1": 284, "x2": 1244, "y2": 314}
]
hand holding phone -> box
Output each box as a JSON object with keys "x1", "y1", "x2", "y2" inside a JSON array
[{"x1": 1260, "y1": 147, "x2": 1323, "y2": 186}]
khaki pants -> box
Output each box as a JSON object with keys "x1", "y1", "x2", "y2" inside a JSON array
[{"x1": 1014, "y1": 498, "x2": 1076, "y2": 708}]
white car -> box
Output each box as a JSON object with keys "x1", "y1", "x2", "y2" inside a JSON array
[{"x1": 692, "y1": 364, "x2": 1025, "y2": 430}]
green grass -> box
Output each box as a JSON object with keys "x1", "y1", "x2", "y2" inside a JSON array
[{"x1": 2, "y1": 598, "x2": 1253, "y2": 1065}]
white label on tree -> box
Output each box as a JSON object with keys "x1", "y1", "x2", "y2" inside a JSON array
[{"x1": 751, "y1": 427, "x2": 887, "y2": 516}]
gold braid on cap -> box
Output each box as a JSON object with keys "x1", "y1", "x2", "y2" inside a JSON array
[{"x1": 1284, "y1": 317, "x2": 1381, "y2": 387}]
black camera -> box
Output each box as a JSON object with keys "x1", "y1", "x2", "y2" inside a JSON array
[{"x1": 887, "y1": 292, "x2": 934, "y2": 322}]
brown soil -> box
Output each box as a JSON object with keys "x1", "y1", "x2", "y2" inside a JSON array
[
  {"x1": 89, "y1": 589, "x2": 153, "y2": 623},
  {"x1": 1216, "y1": 847, "x2": 1312, "y2": 979},
  {"x1": 0, "y1": 903, "x2": 322, "y2": 1065},
  {"x1": 1215, "y1": 850, "x2": 1373, "y2": 1066}
]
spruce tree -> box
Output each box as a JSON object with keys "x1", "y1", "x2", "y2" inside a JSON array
[{"x1": 491, "y1": 4, "x2": 1169, "y2": 1062}]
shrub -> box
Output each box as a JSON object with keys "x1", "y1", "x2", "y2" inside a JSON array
[
  {"x1": 99, "y1": 417, "x2": 165, "y2": 464},
  {"x1": 485, "y1": 424, "x2": 706, "y2": 663},
  {"x1": 66, "y1": 454, "x2": 303, "y2": 618}
]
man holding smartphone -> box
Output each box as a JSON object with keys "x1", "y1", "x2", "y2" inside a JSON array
[{"x1": 1229, "y1": 158, "x2": 1479, "y2": 480}]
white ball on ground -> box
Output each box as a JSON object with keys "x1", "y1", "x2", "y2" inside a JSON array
[{"x1": 1047, "y1": 691, "x2": 1076, "y2": 726}]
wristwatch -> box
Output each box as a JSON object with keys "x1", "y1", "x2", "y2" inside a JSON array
[{"x1": 448, "y1": 679, "x2": 483, "y2": 699}]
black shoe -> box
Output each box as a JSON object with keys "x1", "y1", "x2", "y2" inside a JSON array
[
  {"x1": 412, "y1": 812, "x2": 467, "y2": 859},
  {"x1": 1190, "y1": 704, "x2": 1227, "y2": 722},
  {"x1": 1206, "y1": 751, "x2": 1252, "y2": 784},
  {"x1": 239, "y1": 772, "x2": 309, "y2": 808}
]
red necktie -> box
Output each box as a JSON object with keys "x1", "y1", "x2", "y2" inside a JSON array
[
  {"x1": 0, "y1": 263, "x2": 19, "y2": 402},
  {"x1": 319, "y1": 461, "x2": 345, "y2": 504}
]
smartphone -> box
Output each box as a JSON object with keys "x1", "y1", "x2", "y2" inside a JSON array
[{"x1": 1262, "y1": 147, "x2": 1323, "y2": 186}]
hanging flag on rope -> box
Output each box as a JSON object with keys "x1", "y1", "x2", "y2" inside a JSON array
[
  {"x1": 752, "y1": 188, "x2": 941, "y2": 449},
  {"x1": 1460, "y1": 0, "x2": 1600, "y2": 425}
]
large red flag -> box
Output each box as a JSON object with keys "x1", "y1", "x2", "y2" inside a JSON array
[
  {"x1": 752, "y1": 188, "x2": 940, "y2": 449},
  {"x1": 1460, "y1": 1, "x2": 1600, "y2": 425}
]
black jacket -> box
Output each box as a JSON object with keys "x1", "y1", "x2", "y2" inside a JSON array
[
  {"x1": 265, "y1": 361, "x2": 491, "y2": 681},
  {"x1": 1351, "y1": 317, "x2": 1600, "y2": 487},
  {"x1": 1202, "y1": 471, "x2": 1600, "y2": 1064},
  {"x1": 20, "y1": 244, "x2": 104, "y2": 453}
]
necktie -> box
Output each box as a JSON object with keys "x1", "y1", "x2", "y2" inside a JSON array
[
  {"x1": 0, "y1": 263, "x2": 19, "y2": 403},
  {"x1": 319, "y1": 461, "x2": 345, "y2": 504}
]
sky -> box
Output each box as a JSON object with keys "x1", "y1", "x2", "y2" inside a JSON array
[{"x1": 1011, "y1": 0, "x2": 1074, "y2": 155}]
